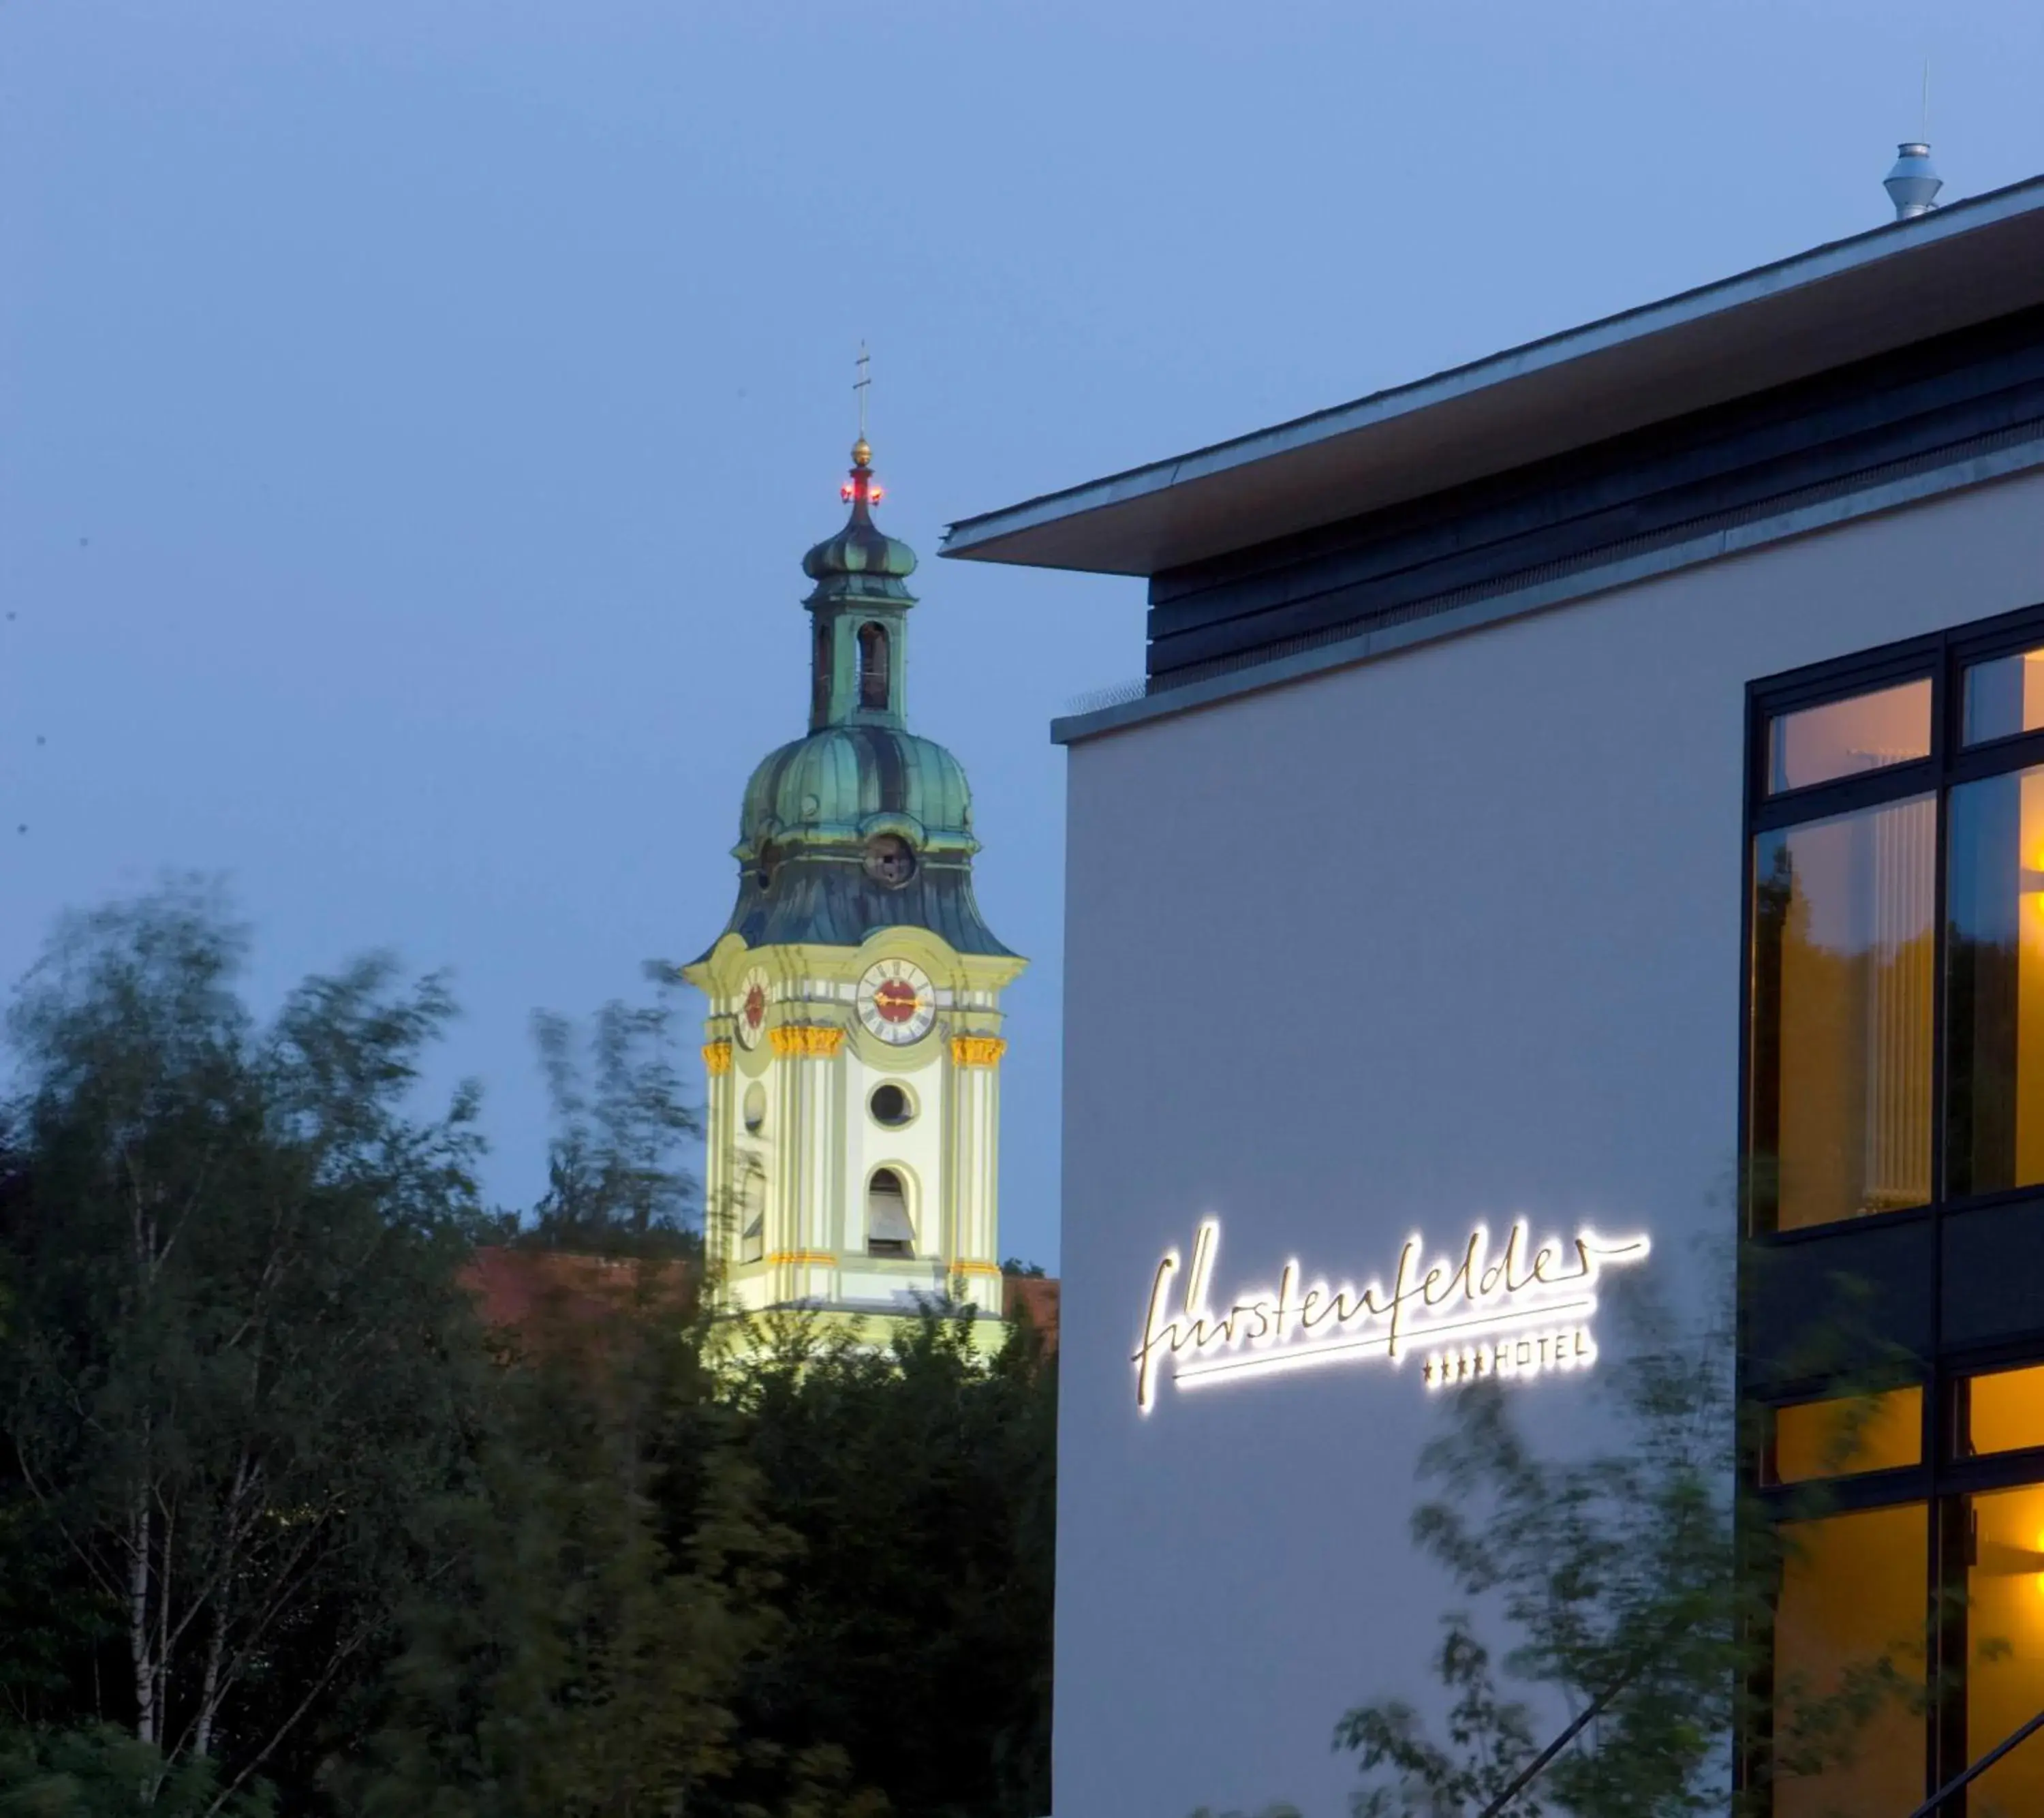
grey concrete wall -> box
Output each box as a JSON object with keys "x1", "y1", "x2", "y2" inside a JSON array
[{"x1": 1052, "y1": 468, "x2": 2044, "y2": 1818}]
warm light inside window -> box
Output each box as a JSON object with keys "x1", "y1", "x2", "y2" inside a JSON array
[
  {"x1": 1750, "y1": 797, "x2": 1935, "y2": 1230},
  {"x1": 1968, "y1": 1364, "x2": 2044, "y2": 1455},
  {"x1": 1771, "y1": 1387, "x2": 1922, "y2": 1483},
  {"x1": 1768, "y1": 679, "x2": 1932, "y2": 793},
  {"x1": 1772, "y1": 1504, "x2": 1927, "y2": 1818},
  {"x1": 1966, "y1": 1484, "x2": 2044, "y2": 1815},
  {"x1": 1963, "y1": 647, "x2": 2044, "y2": 744},
  {"x1": 1945, "y1": 765, "x2": 2044, "y2": 1197}
]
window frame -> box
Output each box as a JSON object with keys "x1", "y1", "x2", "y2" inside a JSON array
[
  {"x1": 1743, "y1": 602, "x2": 2044, "y2": 1241},
  {"x1": 1741, "y1": 599, "x2": 2044, "y2": 1811}
]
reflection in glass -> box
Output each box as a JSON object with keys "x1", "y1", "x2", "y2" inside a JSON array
[
  {"x1": 1965, "y1": 1364, "x2": 2044, "y2": 1456},
  {"x1": 1964, "y1": 647, "x2": 2044, "y2": 745},
  {"x1": 1947, "y1": 767, "x2": 2044, "y2": 1198},
  {"x1": 1772, "y1": 1504, "x2": 1927, "y2": 1818},
  {"x1": 1769, "y1": 679, "x2": 1932, "y2": 793},
  {"x1": 1771, "y1": 1387, "x2": 1922, "y2": 1484},
  {"x1": 1750, "y1": 797, "x2": 1936, "y2": 1231},
  {"x1": 1966, "y1": 1484, "x2": 2044, "y2": 1818}
]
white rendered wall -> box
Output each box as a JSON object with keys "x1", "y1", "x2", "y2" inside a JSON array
[{"x1": 1053, "y1": 470, "x2": 2044, "y2": 1818}]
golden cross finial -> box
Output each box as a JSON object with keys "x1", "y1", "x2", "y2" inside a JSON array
[{"x1": 852, "y1": 342, "x2": 871, "y2": 466}]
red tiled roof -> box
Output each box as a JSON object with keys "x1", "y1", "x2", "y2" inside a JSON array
[
  {"x1": 1003, "y1": 1276, "x2": 1061, "y2": 1353},
  {"x1": 461, "y1": 1246, "x2": 695, "y2": 1339},
  {"x1": 464, "y1": 1247, "x2": 1057, "y2": 1356}
]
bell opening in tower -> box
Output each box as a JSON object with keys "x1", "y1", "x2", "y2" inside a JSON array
[
  {"x1": 857, "y1": 622, "x2": 891, "y2": 711},
  {"x1": 866, "y1": 1167, "x2": 915, "y2": 1257}
]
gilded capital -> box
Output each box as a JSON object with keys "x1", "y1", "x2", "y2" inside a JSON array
[
  {"x1": 771, "y1": 1024, "x2": 846, "y2": 1059},
  {"x1": 702, "y1": 1041, "x2": 733, "y2": 1076},
  {"x1": 951, "y1": 1035, "x2": 1007, "y2": 1068}
]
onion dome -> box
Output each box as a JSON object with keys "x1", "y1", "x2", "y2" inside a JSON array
[
  {"x1": 801, "y1": 443, "x2": 918, "y2": 612},
  {"x1": 695, "y1": 439, "x2": 1015, "y2": 960}
]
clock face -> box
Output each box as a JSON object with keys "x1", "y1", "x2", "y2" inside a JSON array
[
  {"x1": 735, "y1": 964, "x2": 770, "y2": 1050},
  {"x1": 856, "y1": 959, "x2": 935, "y2": 1046}
]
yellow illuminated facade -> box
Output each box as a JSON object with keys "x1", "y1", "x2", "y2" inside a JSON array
[
  {"x1": 681, "y1": 439, "x2": 1025, "y2": 1349},
  {"x1": 686, "y1": 931, "x2": 1023, "y2": 1333}
]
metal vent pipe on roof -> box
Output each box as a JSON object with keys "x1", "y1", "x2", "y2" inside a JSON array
[{"x1": 1886, "y1": 141, "x2": 1943, "y2": 219}]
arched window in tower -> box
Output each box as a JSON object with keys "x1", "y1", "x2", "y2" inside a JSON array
[
  {"x1": 811, "y1": 619, "x2": 832, "y2": 722},
  {"x1": 740, "y1": 1161, "x2": 766, "y2": 1264},
  {"x1": 865, "y1": 1167, "x2": 915, "y2": 1257},
  {"x1": 857, "y1": 621, "x2": 891, "y2": 711}
]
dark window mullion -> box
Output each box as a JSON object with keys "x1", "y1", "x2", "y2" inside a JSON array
[
  {"x1": 1930, "y1": 642, "x2": 1955, "y2": 1805},
  {"x1": 1932, "y1": 647, "x2": 1953, "y2": 1214},
  {"x1": 1752, "y1": 762, "x2": 1939, "y2": 833},
  {"x1": 1947, "y1": 725, "x2": 2044, "y2": 783},
  {"x1": 1754, "y1": 641, "x2": 1941, "y2": 719},
  {"x1": 1934, "y1": 1492, "x2": 1971, "y2": 1800}
]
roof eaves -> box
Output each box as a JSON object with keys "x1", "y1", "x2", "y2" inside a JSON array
[{"x1": 938, "y1": 172, "x2": 2044, "y2": 574}]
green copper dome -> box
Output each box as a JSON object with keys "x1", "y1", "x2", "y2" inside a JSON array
[
  {"x1": 695, "y1": 442, "x2": 1015, "y2": 961},
  {"x1": 801, "y1": 458, "x2": 918, "y2": 607},
  {"x1": 740, "y1": 726, "x2": 974, "y2": 852}
]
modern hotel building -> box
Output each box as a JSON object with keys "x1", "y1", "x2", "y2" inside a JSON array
[{"x1": 944, "y1": 165, "x2": 2044, "y2": 1817}]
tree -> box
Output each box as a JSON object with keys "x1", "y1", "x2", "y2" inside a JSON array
[
  {"x1": 349, "y1": 1274, "x2": 872, "y2": 1818},
  {"x1": 0, "y1": 892, "x2": 1059, "y2": 1818},
  {"x1": 0, "y1": 884, "x2": 487, "y2": 1813},
  {"x1": 715, "y1": 1304, "x2": 1057, "y2": 1818},
  {"x1": 517, "y1": 964, "x2": 702, "y2": 1260},
  {"x1": 1323, "y1": 1249, "x2": 1941, "y2": 1818}
]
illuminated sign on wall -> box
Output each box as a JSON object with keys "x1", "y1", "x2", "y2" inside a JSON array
[{"x1": 1132, "y1": 1220, "x2": 1650, "y2": 1413}]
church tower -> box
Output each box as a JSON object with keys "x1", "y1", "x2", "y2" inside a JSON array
[{"x1": 683, "y1": 431, "x2": 1025, "y2": 1331}]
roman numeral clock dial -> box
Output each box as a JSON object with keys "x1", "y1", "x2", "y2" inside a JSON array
[
  {"x1": 856, "y1": 959, "x2": 935, "y2": 1046},
  {"x1": 734, "y1": 964, "x2": 770, "y2": 1050}
]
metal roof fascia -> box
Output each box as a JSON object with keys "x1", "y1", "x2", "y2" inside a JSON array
[{"x1": 938, "y1": 173, "x2": 2044, "y2": 576}]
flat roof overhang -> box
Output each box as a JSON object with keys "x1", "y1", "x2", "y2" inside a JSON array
[{"x1": 938, "y1": 174, "x2": 2044, "y2": 578}]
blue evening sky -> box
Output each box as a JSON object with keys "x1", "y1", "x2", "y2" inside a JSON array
[{"x1": 5, "y1": 1, "x2": 2041, "y2": 1267}]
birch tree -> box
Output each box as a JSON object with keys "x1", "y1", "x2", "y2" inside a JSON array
[{"x1": 0, "y1": 885, "x2": 485, "y2": 1812}]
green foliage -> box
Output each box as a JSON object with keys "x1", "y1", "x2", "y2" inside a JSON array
[
  {"x1": 0, "y1": 883, "x2": 490, "y2": 1813},
  {"x1": 514, "y1": 962, "x2": 703, "y2": 1261},
  {"x1": 712, "y1": 1304, "x2": 1057, "y2": 1818},
  {"x1": 1325, "y1": 1248, "x2": 1948, "y2": 1818},
  {"x1": 353, "y1": 1295, "x2": 1055, "y2": 1818},
  {"x1": 0, "y1": 1725, "x2": 272, "y2": 1817},
  {"x1": 1339, "y1": 1618, "x2": 1543, "y2": 1818},
  {"x1": 347, "y1": 1284, "x2": 858, "y2": 1817},
  {"x1": 0, "y1": 890, "x2": 1054, "y2": 1818}
]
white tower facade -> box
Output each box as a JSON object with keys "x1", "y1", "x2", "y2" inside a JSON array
[{"x1": 682, "y1": 439, "x2": 1025, "y2": 1331}]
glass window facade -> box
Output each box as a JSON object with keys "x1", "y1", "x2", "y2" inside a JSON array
[
  {"x1": 1964, "y1": 1364, "x2": 2044, "y2": 1457},
  {"x1": 1965, "y1": 1484, "x2": 2044, "y2": 1817},
  {"x1": 1771, "y1": 1388, "x2": 1923, "y2": 1483},
  {"x1": 1947, "y1": 765, "x2": 2044, "y2": 1197},
  {"x1": 1751, "y1": 800, "x2": 1934, "y2": 1230},
  {"x1": 1746, "y1": 610, "x2": 2044, "y2": 1813},
  {"x1": 1769, "y1": 679, "x2": 1932, "y2": 793},
  {"x1": 1771, "y1": 1505, "x2": 1928, "y2": 1818},
  {"x1": 1963, "y1": 648, "x2": 2044, "y2": 745}
]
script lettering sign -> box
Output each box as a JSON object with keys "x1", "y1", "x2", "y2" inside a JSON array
[{"x1": 1133, "y1": 1219, "x2": 1650, "y2": 1413}]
